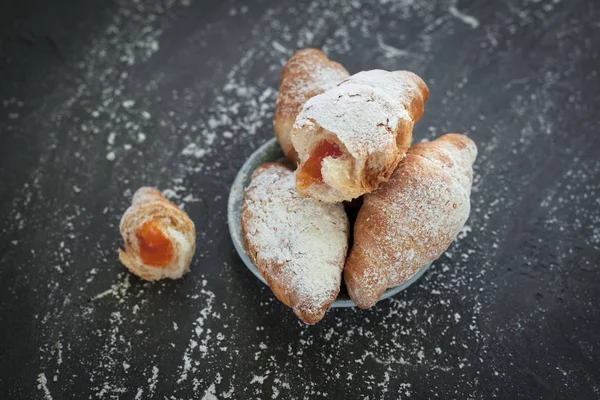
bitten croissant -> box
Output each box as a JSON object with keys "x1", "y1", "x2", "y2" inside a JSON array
[
  {"x1": 119, "y1": 187, "x2": 196, "y2": 281},
  {"x1": 344, "y1": 134, "x2": 477, "y2": 308},
  {"x1": 291, "y1": 69, "x2": 429, "y2": 203},
  {"x1": 241, "y1": 163, "x2": 349, "y2": 324},
  {"x1": 274, "y1": 48, "x2": 350, "y2": 163}
]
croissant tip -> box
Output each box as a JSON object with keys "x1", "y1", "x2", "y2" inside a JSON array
[{"x1": 293, "y1": 306, "x2": 327, "y2": 325}]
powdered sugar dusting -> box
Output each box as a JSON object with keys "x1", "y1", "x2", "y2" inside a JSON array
[
  {"x1": 242, "y1": 164, "x2": 349, "y2": 322},
  {"x1": 201, "y1": 383, "x2": 218, "y2": 400},
  {"x1": 346, "y1": 135, "x2": 476, "y2": 307},
  {"x1": 290, "y1": 61, "x2": 347, "y2": 97},
  {"x1": 295, "y1": 70, "x2": 424, "y2": 157},
  {"x1": 277, "y1": 50, "x2": 350, "y2": 115},
  {"x1": 292, "y1": 69, "x2": 428, "y2": 202},
  {"x1": 37, "y1": 373, "x2": 53, "y2": 400},
  {"x1": 448, "y1": 2, "x2": 480, "y2": 29},
  {"x1": 2, "y1": 0, "x2": 596, "y2": 398}
]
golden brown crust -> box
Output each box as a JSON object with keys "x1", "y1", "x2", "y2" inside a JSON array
[
  {"x1": 274, "y1": 49, "x2": 350, "y2": 163},
  {"x1": 119, "y1": 187, "x2": 196, "y2": 281},
  {"x1": 344, "y1": 134, "x2": 477, "y2": 308},
  {"x1": 405, "y1": 72, "x2": 429, "y2": 122}
]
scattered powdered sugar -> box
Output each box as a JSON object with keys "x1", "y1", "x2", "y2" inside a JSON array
[
  {"x1": 2, "y1": 0, "x2": 596, "y2": 398},
  {"x1": 91, "y1": 274, "x2": 132, "y2": 302},
  {"x1": 250, "y1": 375, "x2": 268, "y2": 384},
  {"x1": 377, "y1": 34, "x2": 410, "y2": 58},
  {"x1": 241, "y1": 164, "x2": 349, "y2": 322},
  {"x1": 271, "y1": 40, "x2": 288, "y2": 54},
  {"x1": 448, "y1": 1, "x2": 480, "y2": 29},
  {"x1": 457, "y1": 224, "x2": 472, "y2": 240},
  {"x1": 177, "y1": 282, "x2": 217, "y2": 384},
  {"x1": 148, "y1": 366, "x2": 159, "y2": 395},
  {"x1": 201, "y1": 383, "x2": 218, "y2": 400},
  {"x1": 37, "y1": 373, "x2": 53, "y2": 400}
]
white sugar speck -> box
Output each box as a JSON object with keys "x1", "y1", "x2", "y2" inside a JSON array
[
  {"x1": 272, "y1": 41, "x2": 287, "y2": 53},
  {"x1": 457, "y1": 225, "x2": 472, "y2": 240},
  {"x1": 181, "y1": 142, "x2": 208, "y2": 158},
  {"x1": 377, "y1": 34, "x2": 408, "y2": 58},
  {"x1": 201, "y1": 383, "x2": 218, "y2": 400},
  {"x1": 148, "y1": 366, "x2": 159, "y2": 394},
  {"x1": 37, "y1": 373, "x2": 53, "y2": 400},
  {"x1": 250, "y1": 375, "x2": 267, "y2": 384},
  {"x1": 449, "y1": 3, "x2": 479, "y2": 28}
]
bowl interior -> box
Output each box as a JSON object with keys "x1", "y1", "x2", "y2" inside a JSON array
[{"x1": 227, "y1": 138, "x2": 430, "y2": 308}]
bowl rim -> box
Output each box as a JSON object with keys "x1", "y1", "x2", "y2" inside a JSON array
[{"x1": 227, "y1": 137, "x2": 430, "y2": 308}]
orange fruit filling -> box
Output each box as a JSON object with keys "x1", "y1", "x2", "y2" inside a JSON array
[
  {"x1": 297, "y1": 141, "x2": 343, "y2": 189},
  {"x1": 136, "y1": 220, "x2": 173, "y2": 267}
]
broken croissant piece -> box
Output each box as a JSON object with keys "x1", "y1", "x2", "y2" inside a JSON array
[
  {"x1": 344, "y1": 134, "x2": 477, "y2": 309},
  {"x1": 292, "y1": 69, "x2": 429, "y2": 203},
  {"x1": 241, "y1": 163, "x2": 349, "y2": 324},
  {"x1": 274, "y1": 48, "x2": 350, "y2": 163},
  {"x1": 119, "y1": 187, "x2": 196, "y2": 281}
]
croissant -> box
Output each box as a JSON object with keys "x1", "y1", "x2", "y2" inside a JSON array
[
  {"x1": 119, "y1": 187, "x2": 196, "y2": 281},
  {"x1": 274, "y1": 48, "x2": 349, "y2": 163},
  {"x1": 291, "y1": 69, "x2": 429, "y2": 203},
  {"x1": 344, "y1": 134, "x2": 477, "y2": 308},
  {"x1": 241, "y1": 163, "x2": 349, "y2": 324}
]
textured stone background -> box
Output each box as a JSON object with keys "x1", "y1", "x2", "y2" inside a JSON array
[{"x1": 1, "y1": 0, "x2": 599, "y2": 398}]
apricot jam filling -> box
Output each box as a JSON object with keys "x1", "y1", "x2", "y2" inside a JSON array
[
  {"x1": 136, "y1": 219, "x2": 173, "y2": 267},
  {"x1": 297, "y1": 141, "x2": 344, "y2": 189}
]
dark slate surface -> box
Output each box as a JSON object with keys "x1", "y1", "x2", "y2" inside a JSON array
[{"x1": 1, "y1": 0, "x2": 599, "y2": 398}]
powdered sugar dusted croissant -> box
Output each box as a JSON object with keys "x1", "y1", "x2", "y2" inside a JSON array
[
  {"x1": 241, "y1": 163, "x2": 349, "y2": 324},
  {"x1": 119, "y1": 187, "x2": 196, "y2": 281},
  {"x1": 344, "y1": 134, "x2": 477, "y2": 308},
  {"x1": 274, "y1": 49, "x2": 350, "y2": 163},
  {"x1": 291, "y1": 69, "x2": 429, "y2": 203}
]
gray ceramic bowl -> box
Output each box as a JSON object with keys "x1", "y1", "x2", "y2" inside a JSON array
[{"x1": 227, "y1": 138, "x2": 431, "y2": 307}]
